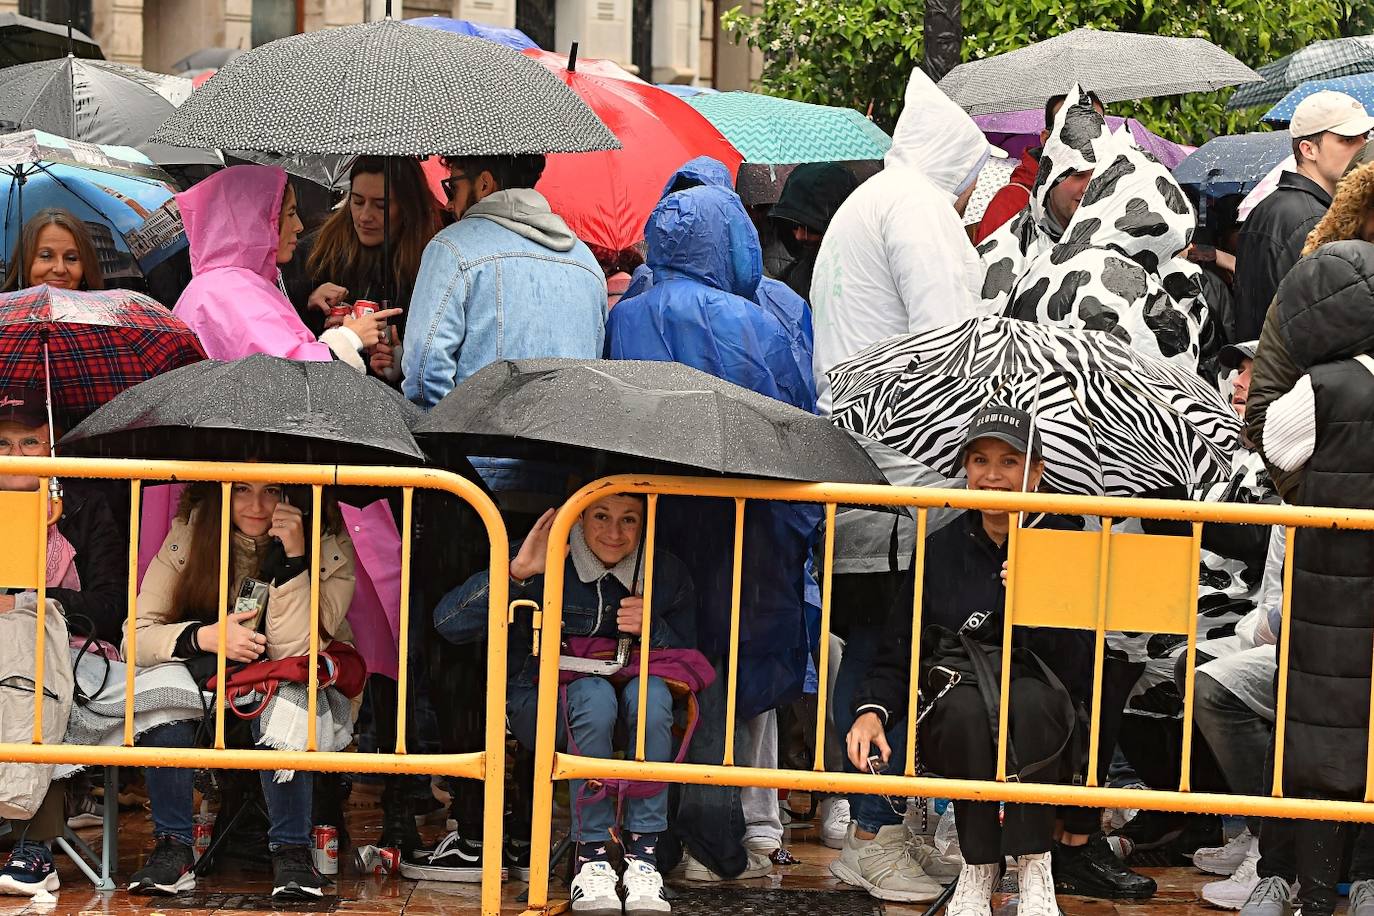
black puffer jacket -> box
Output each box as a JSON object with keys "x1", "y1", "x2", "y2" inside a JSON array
[
  {"x1": 1259, "y1": 240, "x2": 1374, "y2": 799},
  {"x1": 1233, "y1": 172, "x2": 1332, "y2": 341},
  {"x1": 770, "y1": 163, "x2": 860, "y2": 302},
  {"x1": 50, "y1": 482, "x2": 127, "y2": 646}
]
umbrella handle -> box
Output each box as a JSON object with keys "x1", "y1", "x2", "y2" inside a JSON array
[{"x1": 46, "y1": 495, "x2": 62, "y2": 527}]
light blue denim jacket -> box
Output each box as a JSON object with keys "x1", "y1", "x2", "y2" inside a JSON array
[{"x1": 401, "y1": 189, "x2": 608, "y2": 408}]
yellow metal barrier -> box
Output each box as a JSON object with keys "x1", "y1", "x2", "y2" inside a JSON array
[
  {"x1": 0, "y1": 456, "x2": 509, "y2": 916},
  {"x1": 523, "y1": 473, "x2": 1374, "y2": 915}
]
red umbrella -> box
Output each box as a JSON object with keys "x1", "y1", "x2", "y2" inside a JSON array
[
  {"x1": 425, "y1": 47, "x2": 743, "y2": 258},
  {"x1": 0, "y1": 285, "x2": 206, "y2": 425}
]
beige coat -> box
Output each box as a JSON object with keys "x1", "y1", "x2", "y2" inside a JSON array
[{"x1": 128, "y1": 515, "x2": 357, "y2": 668}]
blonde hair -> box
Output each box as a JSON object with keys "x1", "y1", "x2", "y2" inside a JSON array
[{"x1": 1304, "y1": 161, "x2": 1374, "y2": 255}]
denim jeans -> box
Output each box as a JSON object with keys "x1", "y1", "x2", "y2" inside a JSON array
[
  {"x1": 834, "y1": 617, "x2": 908, "y2": 833},
  {"x1": 508, "y1": 676, "x2": 674, "y2": 843},
  {"x1": 138, "y1": 719, "x2": 312, "y2": 849}
]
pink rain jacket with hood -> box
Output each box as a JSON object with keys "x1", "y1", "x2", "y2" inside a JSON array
[{"x1": 173, "y1": 165, "x2": 362, "y2": 369}]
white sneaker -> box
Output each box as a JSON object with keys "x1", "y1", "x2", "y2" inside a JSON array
[
  {"x1": 622, "y1": 860, "x2": 670, "y2": 915},
  {"x1": 1015, "y1": 851, "x2": 1059, "y2": 916},
  {"x1": 819, "y1": 797, "x2": 851, "y2": 849},
  {"x1": 1195, "y1": 828, "x2": 1256, "y2": 876},
  {"x1": 682, "y1": 849, "x2": 771, "y2": 882},
  {"x1": 906, "y1": 833, "x2": 963, "y2": 885},
  {"x1": 828, "y1": 823, "x2": 941, "y2": 903},
  {"x1": 1203, "y1": 848, "x2": 1262, "y2": 910},
  {"x1": 946, "y1": 862, "x2": 998, "y2": 916},
  {"x1": 569, "y1": 860, "x2": 621, "y2": 916}
]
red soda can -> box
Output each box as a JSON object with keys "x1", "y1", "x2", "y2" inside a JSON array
[
  {"x1": 353, "y1": 299, "x2": 379, "y2": 320},
  {"x1": 329, "y1": 304, "x2": 351, "y2": 320},
  {"x1": 312, "y1": 824, "x2": 339, "y2": 875},
  {"x1": 192, "y1": 813, "x2": 214, "y2": 861},
  {"x1": 353, "y1": 844, "x2": 400, "y2": 876}
]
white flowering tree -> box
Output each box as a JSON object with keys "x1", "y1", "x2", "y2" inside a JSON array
[{"x1": 721, "y1": 0, "x2": 1372, "y2": 142}]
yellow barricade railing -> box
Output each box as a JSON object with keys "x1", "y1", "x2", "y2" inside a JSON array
[
  {"x1": 523, "y1": 474, "x2": 1374, "y2": 915},
  {"x1": 0, "y1": 456, "x2": 509, "y2": 916}
]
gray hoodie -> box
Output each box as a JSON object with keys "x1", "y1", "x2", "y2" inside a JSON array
[{"x1": 464, "y1": 188, "x2": 578, "y2": 253}]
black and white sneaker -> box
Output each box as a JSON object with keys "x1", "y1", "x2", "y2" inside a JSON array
[
  {"x1": 128, "y1": 836, "x2": 196, "y2": 896},
  {"x1": 271, "y1": 845, "x2": 325, "y2": 900},
  {"x1": 504, "y1": 838, "x2": 532, "y2": 882},
  {"x1": 399, "y1": 830, "x2": 498, "y2": 882}
]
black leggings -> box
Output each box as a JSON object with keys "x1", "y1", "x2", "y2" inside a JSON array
[{"x1": 921, "y1": 678, "x2": 1073, "y2": 864}]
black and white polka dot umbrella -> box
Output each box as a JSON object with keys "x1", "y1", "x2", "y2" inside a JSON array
[{"x1": 151, "y1": 19, "x2": 620, "y2": 156}]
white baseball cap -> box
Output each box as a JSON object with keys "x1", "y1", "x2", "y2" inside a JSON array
[{"x1": 1290, "y1": 90, "x2": 1374, "y2": 138}]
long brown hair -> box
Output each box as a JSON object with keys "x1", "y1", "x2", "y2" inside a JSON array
[
  {"x1": 168, "y1": 482, "x2": 344, "y2": 624},
  {"x1": 306, "y1": 156, "x2": 440, "y2": 303},
  {"x1": 3, "y1": 208, "x2": 105, "y2": 292}
]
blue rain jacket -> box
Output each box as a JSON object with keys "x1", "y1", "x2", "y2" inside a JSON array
[
  {"x1": 622, "y1": 157, "x2": 817, "y2": 403},
  {"x1": 607, "y1": 184, "x2": 821, "y2": 718}
]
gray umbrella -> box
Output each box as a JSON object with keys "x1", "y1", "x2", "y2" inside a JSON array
[
  {"x1": 151, "y1": 19, "x2": 619, "y2": 156},
  {"x1": 61, "y1": 354, "x2": 425, "y2": 465},
  {"x1": 414, "y1": 358, "x2": 886, "y2": 485},
  {"x1": 0, "y1": 14, "x2": 101, "y2": 67},
  {"x1": 171, "y1": 47, "x2": 242, "y2": 74},
  {"x1": 1227, "y1": 36, "x2": 1374, "y2": 111},
  {"x1": 0, "y1": 57, "x2": 219, "y2": 167},
  {"x1": 937, "y1": 27, "x2": 1260, "y2": 116}
]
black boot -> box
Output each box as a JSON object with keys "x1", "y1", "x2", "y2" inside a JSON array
[{"x1": 1053, "y1": 833, "x2": 1157, "y2": 899}]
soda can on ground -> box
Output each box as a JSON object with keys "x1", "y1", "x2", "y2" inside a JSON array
[
  {"x1": 192, "y1": 813, "x2": 215, "y2": 861},
  {"x1": 354, "y1": 844, "x2": 400, "y2": 876},
  {"x1": 312, "y1": 824, "x2": 339, "y2": 875}
]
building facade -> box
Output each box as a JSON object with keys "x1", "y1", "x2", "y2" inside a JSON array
[{"x1": 3, "y1": 0, "x2": 759, "y2": 88}]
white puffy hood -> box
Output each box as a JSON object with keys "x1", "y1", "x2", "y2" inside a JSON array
[{"x1": 883, "y1": 68, "x2": 990, "y2": 197}]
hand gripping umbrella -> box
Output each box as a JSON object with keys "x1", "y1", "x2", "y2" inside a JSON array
[{"x1": 828, "y1": 317, "x2": 1240, "y2": 497}]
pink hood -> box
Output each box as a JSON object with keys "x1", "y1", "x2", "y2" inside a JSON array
[
  {"x1": 173, "y1": 164, "x2": 331, "y2": 363},
  {"x1": 179, "y1": 164, "x2": 286, "y2": 282}
]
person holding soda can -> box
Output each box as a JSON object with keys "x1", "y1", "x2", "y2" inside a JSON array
[{"x1": 173, "y1": 164, "x2": 400, "y2": 372}]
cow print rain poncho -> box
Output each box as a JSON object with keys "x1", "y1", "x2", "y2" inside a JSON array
[{"x1": 979, "y1": 86, "x2": 1209, "y2": 372}]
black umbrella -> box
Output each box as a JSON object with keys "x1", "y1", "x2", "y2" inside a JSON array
[
  {"x1": 0, "y1": 57, "x2": 220, "y2": 167},
  {"x1": 61, "y1": 354, "x2": 425, "y2": 464},
  {"x1": 413, "y1": 358, "x2": 886, "y2": 485},
  {"x1": 0, "y1": 13, "x2": 101, "y2": 67}
]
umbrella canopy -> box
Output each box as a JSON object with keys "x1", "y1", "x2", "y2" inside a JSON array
[
  {"x1": 686, "y1": 91, "x2": 891, "y2": 164},
  {"x1": 0, "y1": 285, "x2": 205, "y2": 424},
  {"x1": 172, "y1": 47, "x2": 242, "y2": 73},
  {"x1": 733, "y1": 159, "x2": 883, "y2": 208},
  {"x1": 1261, "y1": 72, "x2": 1374, "y2": 124},
  {"x1": 0, "y1": 14, "x2": 102, "y2": 67},
  {"x1": 0, "y1": 129, "x2": 188, "y2": 280},
  {"x1": 404, "y1": 15, "x2": 539, "y2": 50},
  {"x1": 657, "y1": 84, "x2": 716, "y2": 98},
  {"x1": 828, "y1": 317, "x2": 1240, "y2": 497},
  {"x1": 973, "y1": 110, "x2": 1193, "y2": 170},
  {"x1": 414, "y1": 358, "x2": 886, "y2": 485},
  {"x1": 472, "y1": 48, "x2": 744, "y2": 255},
  {"x1": 938, "y1": 28, "x2": 1260, "y2": 116},
  {"x1": 1228, "y1": 35, "x2": 1374, "y2": 111},
  {"x1": 151, "y1": 19, "x2": 619, "y2": 156},
  {"x1": 0, "y1": 58, "x2": 216, "y2": 167},
  {"x1": 961, "y1": 154, "x2": 1017, "y2": 227},
  {"x1": 62, "y1": 353, "x2": 424, "y2": 464},
  {"x1": 1172, "y1": 130, "x2": 1292, "y2": 198}
]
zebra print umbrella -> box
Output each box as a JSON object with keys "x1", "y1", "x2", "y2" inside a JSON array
[{"x1": 828, "y1": 317, "x2": 1240, "y2": 497}]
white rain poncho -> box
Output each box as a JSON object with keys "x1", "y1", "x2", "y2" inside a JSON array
[{"x1": 810, "y1": 67, "x2": 992, "y2": 412}]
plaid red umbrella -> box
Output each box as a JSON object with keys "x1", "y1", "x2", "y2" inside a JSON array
[{"x1": 0, "y1": 285, "x2": 206, "y2": 424}]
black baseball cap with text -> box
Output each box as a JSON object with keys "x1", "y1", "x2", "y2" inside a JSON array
[
  {"x1": 962, "y1": 405, "x2": 1043, "y2": 459},
  {"x1": 0, "y1": 388, "x2": 48, "y2": 428}
]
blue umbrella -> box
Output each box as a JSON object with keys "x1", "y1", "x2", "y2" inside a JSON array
[
  {"x1": 403, "y1": 16, "x2": 538, "y2": 51},
  {"x1": 1262, "y1": 73, "x2": 1374, "y2": 124},
  {"x1": 1172, "y1": 131, "x2": 1292, "y2": 198},
  {"x1": 656, "y1": 84, "x2": 717, "y2": 98},
  {"x1": 0, "y1": 130, "x2": 188, "y2": 282}
]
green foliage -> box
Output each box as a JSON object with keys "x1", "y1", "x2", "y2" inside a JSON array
[{"x1": 720, "y1": 0, "x2": 1360, "y2": 144}]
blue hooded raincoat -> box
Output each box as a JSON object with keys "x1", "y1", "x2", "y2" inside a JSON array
[
  {"x1": 622, "y1": 157, "x2": 816, "y2": 402},
  {"x1": 608, "y1": 184, "x2": 820, "y2": 720}
]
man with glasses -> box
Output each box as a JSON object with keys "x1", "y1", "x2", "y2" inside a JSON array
[{"x1": 402, "y1": 154, "x2": 607, "y2": 409}]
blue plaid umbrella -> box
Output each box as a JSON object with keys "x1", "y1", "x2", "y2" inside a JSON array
[
  {"x1": 1262, "y1": 73, "x2": 1374, "y2": 124},
  {"x1": 1228, "y1": 36, "x2": 1374, "y2": 111},
  {"x1": 1172, "y1": 131, "x2": 1292, "y2": 198}
]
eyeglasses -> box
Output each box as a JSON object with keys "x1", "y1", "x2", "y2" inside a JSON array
[{"x1": 0, "y1": 435, "x2": 48, "y2": 455}]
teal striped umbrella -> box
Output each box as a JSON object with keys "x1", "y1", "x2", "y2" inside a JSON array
[{"x1": 686, "y1": 91, "x2": 891, "y2": 164}]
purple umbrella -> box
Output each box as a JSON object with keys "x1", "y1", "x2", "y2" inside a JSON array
[{"x1": 973, "y1": 110, "x2": 1193, "y2": 170}]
